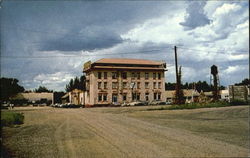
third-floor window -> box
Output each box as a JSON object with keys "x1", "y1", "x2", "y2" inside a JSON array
[
  {"x1": 112, "y1": 72, "x2": 118, "y2": 79},
  {"x1": 122, "y1": 72, "x2": 127, "y2": 79},
  {"x1": 98, "y1": 72, "x2": 102, "y2": 79},
  {"x1": 145, "y1": 72, "x2": 149, "y2": 80},
  {"x1": 153, "y1": 73, "x2": 156, "y2": 79},
  {"x1": 104, "y1": 72, "x2": 108, "y2": 79},
  {"x1": 158, "y1": 73, "x2": 161, "y2": 79}
]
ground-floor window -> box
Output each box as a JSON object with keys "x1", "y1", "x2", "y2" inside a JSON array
[
  {"x1": 145, "y1": 93, "x2": 149, "y2": 101},
  {"x1": 98, "y1": 93, "x2": 108, "y2": 102},
  {"x1": 112, "y1": 94, "x2": 118, "y2": 103},
  {"x1": 123, "y1": 93, "x2": 127, "y2": 101},
  {"x1": 154, "y1": 92, "x2": 161, "y2": 100},
  {"x1": 132, "y1": 93, "x2": 140, "y2": 101}
]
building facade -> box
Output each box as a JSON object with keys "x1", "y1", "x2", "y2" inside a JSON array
[{"x1": 83, "y1": 58, "x2": 167, "y2": 107}]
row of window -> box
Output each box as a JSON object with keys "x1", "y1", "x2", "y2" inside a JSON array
[
  {"x1": 98, "y1": 82, "x2": 162, "y2": 89},
  {"x1": 97, "y1": 72, "x2": 162, "y2": 80},
  {"x1": 98, "y1": 92, "x2": 162, "y2": 102}
]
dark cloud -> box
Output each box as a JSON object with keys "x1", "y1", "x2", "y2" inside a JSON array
[
  {"x1": 39, "y1": 29, "x2": 123, "y2": 51},
  {"x1": 180, "y1": 2, "x2": 211, "y2": 30}
]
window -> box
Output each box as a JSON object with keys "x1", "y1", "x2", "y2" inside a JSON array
[
  {"x1": 137, "y1": 72, "x2": 140, "y2": 79},
  {"x1": 104, "y1": 72, "x2": 108, "y2": 79},
  {"x1": 145, "y1": 72, "x2": 149, "y2": 80},
  {"x1": 103, "y1": 94, "x2": 107, "y2": 101},
  {"x1": 98, "y1": 82, "x2": 102, "y2": 89},
  {"x1": 112, "y1": 72, "x2": 117, "y2": 79},
  {"x1": 104, "y1": 82, "x2": 107, "y2": 89},
  {"x1": 158, "y1": 93, "x2": 161, "y2": 100},
  {"x1": 122, "y1": 82, "x2": 127, "y2": 89},
  {"x1": 98, "y1": 72, "x2": 102, "y2": 79},
  {"x1": 112, "y1": 82, "x2": 118, "y2": 89},
  {"x1": 132, "y1": 93, "x2": 136, "y2": 101},
  {"x1": 131, "y1": 72, "x2": 135, "y2": 79},
  {"x1": 145, "y1": 93, "x2": 149, "y2": 101},
  {"x1": 145, "y1": 82, "x2": 149, "y2": 89},
  {"x1": 137, "y1": 93, "x2": 140, "y2": 100},
  {"x1": 122, "y1": 72, "x2": 127, "y2": 79},
  {"x1": 158, "y1": 73, "x2": 161, "y2": 79},
  {"x1": 123, "y1": 94, "x2": 127, "y2": 101},
  {"x1": 98, "y1": 94, "x2": 102, "y2": 101},
  {"x1": 98, "y1": 93, "x2": 107, "y2": 102},
  {"x1": 137, "y1": 82, "x2": 140, "y2": 89},
  {"x1": 112, "y1": 94, "x2": 118, "y2": 102},
  {"x1": 153, "y1": 82, "x2": 156, "y2": 89},
  {"x1": 153, "y1": 73, "x2": 156, "y2": 79},
  {"x1": 158, "y1": 82, "x2": 161, "y2": 89},
  {"x1": 154, "y1": 93, "x2": 157, "y2": 100}
]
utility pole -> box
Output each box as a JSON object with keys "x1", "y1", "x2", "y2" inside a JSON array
[{"x1": 174, "y1": 46, "x2": 180, "y2": 104}]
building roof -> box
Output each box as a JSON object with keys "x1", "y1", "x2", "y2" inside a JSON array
[
  {"x1": 93, "y1": 66, "x2": 165, "y2": 71},
  {"x1": 94, "y1": 58, "x2": 164, "y2": 65}
]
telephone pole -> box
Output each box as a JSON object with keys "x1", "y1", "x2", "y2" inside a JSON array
[{"x1": 174, "y1": 46, "x2": 180, "y2": 104}]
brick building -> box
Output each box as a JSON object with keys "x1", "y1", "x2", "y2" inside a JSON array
[{"x1": 83, "y1": 58, "x2": 167, "y2": 107}]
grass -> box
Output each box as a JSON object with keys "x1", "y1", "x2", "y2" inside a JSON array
[{"x1": 1, "y1": 111, "x2": 24, "y2": 127}]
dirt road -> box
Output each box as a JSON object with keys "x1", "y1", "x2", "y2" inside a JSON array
[{"x1": 2, "y1": 106, "x2": 249, "y2": 157}]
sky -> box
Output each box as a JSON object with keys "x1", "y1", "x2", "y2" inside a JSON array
[{"x1": 1, "y1": 0, "x2": 249, "y2": 91}]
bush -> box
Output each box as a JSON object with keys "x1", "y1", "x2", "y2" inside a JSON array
[
  {"x1": 148, "y1": 101, "x2": 231, "y2": 111},
  {"x1": 1, "y1": 111, "x2": 24, "y2": 127},
  {"x1": 230, "y1": 99, "x2": 249, "y2": 105}
]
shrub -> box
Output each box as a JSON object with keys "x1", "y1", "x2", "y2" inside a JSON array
[
  {"x1": 1, "y1": 111, "x2": 24, "y2": 127},
  {"x1": 230, "y1": 99, "x2": 249, "y2": 106}
]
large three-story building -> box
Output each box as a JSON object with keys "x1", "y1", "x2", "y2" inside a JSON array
[{"x1": 83, "y1": 58, "x2": 167, "y2": 107}]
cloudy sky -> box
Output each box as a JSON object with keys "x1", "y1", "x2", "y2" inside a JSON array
[{"x1": 1, "y1": 1, "x2": 249, "y2": 91}]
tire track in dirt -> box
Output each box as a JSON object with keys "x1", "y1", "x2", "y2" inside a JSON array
[
  {"x1": 75, "y1": 109, "x2": 248, "y2": 157},
  {"x1": 75, "y1": 110, "x2": 171, "y2": 158}
]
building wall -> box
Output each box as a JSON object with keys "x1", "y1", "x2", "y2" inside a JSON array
[
  {"x1": 20, "y1": 92, "x2": 54, "y2": 104},
  {"x1": 229, "y1": 85, "x2": 248, "y2": 101},
  {"x1": 85, "y1": 70, "x2": 166, "y2": 106}
]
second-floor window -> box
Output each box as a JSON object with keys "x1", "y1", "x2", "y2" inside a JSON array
[
  {"x1": 98, "y1": 72, "x2": 102, "y2": 79},
  {"x1": 104, "y1": 82, "x2": 107, "y2": 89},
  {"x1": 122, "y1": 82, "x2": 127, "y2": 89},
  {"x1": 145, "y1": 82, "x2": 149, "y2": 89},
  {"x1": 153, "y1": 82, "x2": 156, "y2": 89},
  {"x1": 104, "y1": 72, "x2": 108, "y2": 79},
  {"x1": 98, "y1": 82, "x2": 102, "y2": 89},
  {"x1": 145, "y1": 73, "x2": 149, "y2": 80},
  {"x1": 158, "y1": 82, "x2": 161, "y2": 89},
  {"x1": 137, "y1": 82, "x2": 140, "y2": 89},
  {"x1": 112, "y1": 72, "x2": 118, "y2": 79},
  {"x1": 112, "y1": 82, "x2": 118, "y2": 89}
]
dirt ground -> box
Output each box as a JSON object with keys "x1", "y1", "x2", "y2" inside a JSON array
[{"x1": 2, "y1": 106, "x2": 249, "y2": 158}]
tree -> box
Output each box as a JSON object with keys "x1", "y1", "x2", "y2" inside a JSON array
[
  {"x1": 34, "y1": 86, "x2": 53, "y2": 92},
  {"x1": 65, "y1": 75, "x2": 86, "y2": 92},
  {"x1": 235, "y1": 78, "x2": 250, "y2": 86},
  {"x1": 174, "y1": 66, "x2": 185, "y2": 104},
  {"x1": 0, "y1": 77, "x2": 25, "y2": 101}
]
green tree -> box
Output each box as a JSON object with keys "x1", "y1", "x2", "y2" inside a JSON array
[
  {"x1": 235, "y1": 78, "x2": 250, "y2": 86},
  {"x1": 0, "y1": 77, "x2": 25, "y2": 101},
  {"x1": 65, "y1": 75, "x2": 86, "y2": 92},
  {"x1": 34, "y1": 86, "x2": 53, "y2": 92}
]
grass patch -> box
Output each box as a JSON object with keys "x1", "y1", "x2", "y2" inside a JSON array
[
  {"x1": 147, "y1": 101, "x2": 249, "y2": 111},
  {"x1": 1, "y1": 111, "x2": 24, "y2": 127}
]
